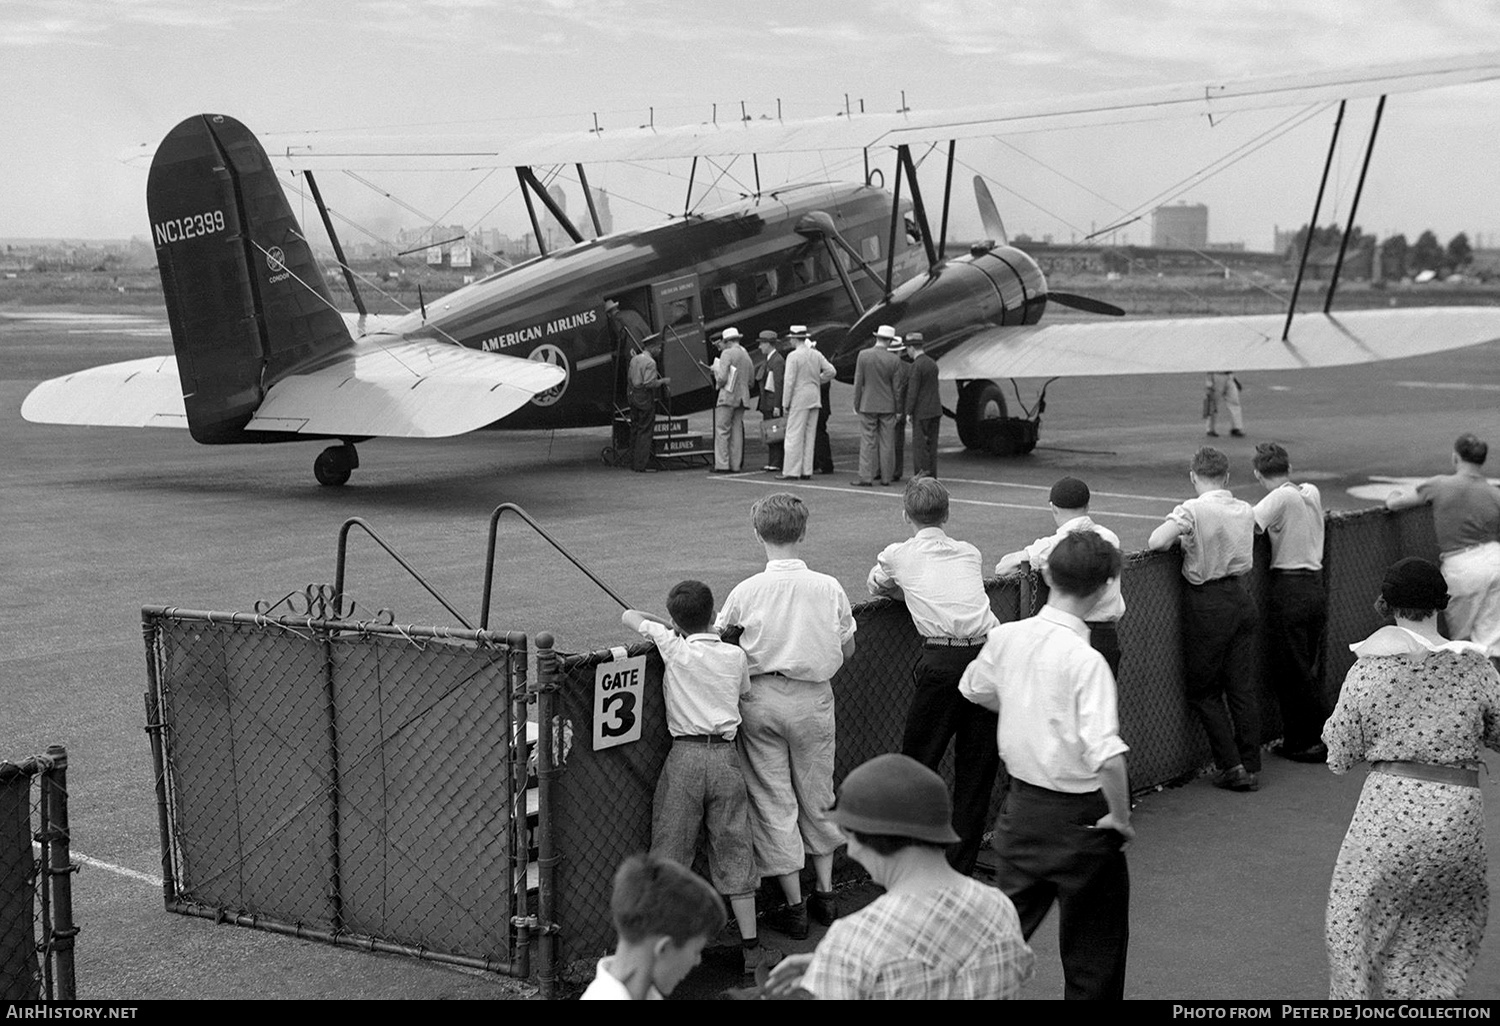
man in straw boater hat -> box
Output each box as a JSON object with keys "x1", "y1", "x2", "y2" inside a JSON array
[{"x1": 764, "y1": 754, "x2": 1033, "y2": 999}]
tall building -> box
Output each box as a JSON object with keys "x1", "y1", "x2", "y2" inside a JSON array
[
  {"x1": 1152, "y1": 203, "x2": 1208, "y2": 250},
  {"x1": 590, "y1": 187, "x2": 614, "y2": 235}
]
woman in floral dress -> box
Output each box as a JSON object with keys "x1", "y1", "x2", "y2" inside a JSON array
[{"x1": 1323, "y1": 557, "x2": 1500, "y2": 999}]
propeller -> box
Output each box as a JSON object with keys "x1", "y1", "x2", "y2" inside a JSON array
[
  {"x1": 973, "y1": 176, "x2": 1008, "y2": 246},
  {"x1": 974, "y1": 177, "x2": 1125, "y2": 317},
  {"x1": 1048, "y1": 291, "x2": 1126, "y2": 317}
]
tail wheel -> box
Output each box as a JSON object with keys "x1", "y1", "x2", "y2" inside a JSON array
[
  {"x1": 955, "y1": 380, "x2": 1038, "y2": 456},
  {"x1": 314, "y1": 443, "x2": 358, "y2": 486}
]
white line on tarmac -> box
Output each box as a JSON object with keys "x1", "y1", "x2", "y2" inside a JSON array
[
  {"x1": 706, "y1": 469, "x2": 1176, "y2": 505},
  {"x1": 710, "y1": 476, "x2": 1167, "y2": 520},
  {"x1": 34, "y1": 842, "x2": 163, "y2": 887}
]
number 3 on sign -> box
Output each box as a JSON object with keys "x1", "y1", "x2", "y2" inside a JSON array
[{"x1": 593, "y1": 654, "x2": 646, "y2": 751}]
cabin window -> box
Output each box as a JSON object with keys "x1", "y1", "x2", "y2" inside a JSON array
[
  {"x1": 753, "y1": 269, "x2": 779, "y2": 303},
  {"x1": 860, "y1": 235, "x2": 882, "y2": 262},
  {"x1": 710, "y1": 282, "x2": 740, "y2": 316}
]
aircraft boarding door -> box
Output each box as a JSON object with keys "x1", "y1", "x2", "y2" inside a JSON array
[{"x1": 651, "y1": 276, "x2": 709, "y2": 403}]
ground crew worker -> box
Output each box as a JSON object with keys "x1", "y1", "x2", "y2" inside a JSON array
[{"x1": 628, "y1": 338, "x2": 669, "y2": 473}]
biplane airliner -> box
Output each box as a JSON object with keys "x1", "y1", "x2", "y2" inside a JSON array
[{"x1": 22, "y1": 53, "x2": 1500, "y2": 484}]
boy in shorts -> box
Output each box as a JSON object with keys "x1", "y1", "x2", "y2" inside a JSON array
[
  {"x1": 623, "y1": 580, "x2": 778, "y2": 980},
  {"x1": 581, "y1": 853, "x2": 726, "y2": 999}
]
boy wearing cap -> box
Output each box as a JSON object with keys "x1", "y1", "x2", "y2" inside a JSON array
[
  {"x1": 1149, "y1": 446, "x2": 1262, "y2": 793},
  {"x1": 851, "y1": 326, "x2": 902, "y2": 486},
  {"x1": 1252, "y1": 443, "x2": 1330, "y2": 762},
  {"x1": 867, "y1": 477, "x2": 1001, "y2": 874},
  {"x1": 717, "y1": 493, "x2": 856, "y2": 938},
  {"x1": 713, "y1": 327, "x2": 755, "y2": 473},
  {"x1": 780, "y1": 328, "x2": 836, "y2": 480},
  {"x1": 764, "y1": 754, "x2": 1034, "y2": 1000},
  {"x1": 996, "y1": 476, "x2": 1126, "y2": 678},
  {"x1": 754, "y1": 331, "x2": 786, "y2": 472},
  {"x1": 904, "y1": 333, "x2": 942, "y2": 478},
  {"x1": 622, "y1": 580, "x2": 777, "y2": 981},
  {"x1": 581, "y1": 853, "x2": 725, "y2": 1000},
  {"x1": 959, "y1": 531, "x2": 1133, "y2": 1001}
]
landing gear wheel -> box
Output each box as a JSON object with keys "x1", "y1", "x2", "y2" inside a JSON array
[
  {"x1": 955, "y1": 380, "x2": 1038, "y2": 456},
  {"x1": 601, "y1": 446, "x2": 618, "y2": 466},
  {"x1": 314, "y1": 443, "x2": 359, "y2": 486}
]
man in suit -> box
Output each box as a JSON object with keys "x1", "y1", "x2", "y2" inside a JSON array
[
  {"x1": 851, "y1": 325, "x2": 902, "y2": 487},
  {"x1": 781, "y1": 327, "x2": 836, "y2": 481},
  {"x1": 755, "y1": 330, "x2": 787, "y2": 473},
  {"x1": 713, "y1": 327, "x2": 756, "y2": 473},
  {"x1": 890, "y1": 335, "x2": 911, "y2": 484},
  {"x1": 906, "y1": 333, "x2": 943, "y2": 479}
]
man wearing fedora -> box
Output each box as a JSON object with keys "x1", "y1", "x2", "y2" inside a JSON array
[
  {"x1": 764, "y1": 754, "x2": 1034, "y2": 999},
  {"x1": 754, "y1": 330, "x2": 787, "y2": 473},
  {"x1": 905, "y1": 332, "x2": 943, "y2": 478},
  {"x1": 780, "y1": 327, "x2": 835, "y2": 480},
  {"x1": 851, "y1": 325, "x2": 902, "y2": 487},
  {"x1": 713, "y1": 327, "x2": 756, "y2": 473},
  {"x1": 890, "y1": 334, "x2": 911, "y2": 483}
]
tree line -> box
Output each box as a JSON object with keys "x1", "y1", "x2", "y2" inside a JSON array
[{"x1": 1287, "y1": 224, "x2": 1476, "y2": 278}]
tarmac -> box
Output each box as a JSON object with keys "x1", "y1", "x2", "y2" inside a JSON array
[{"x1": 5, "y1": 306, "x2": 1500, "y2": 1000}]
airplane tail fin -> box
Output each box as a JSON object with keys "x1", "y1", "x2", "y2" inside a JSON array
[{"x1": 147, "y1": 114, "x2": 352, "y2": 443}]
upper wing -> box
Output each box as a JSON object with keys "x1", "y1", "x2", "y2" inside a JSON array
[
  {"x1": 156, "y1": 51, "x2": 1500, "y2": 172},
  {"x1": 22, "y1": 336, "x2": 566, "y2": 438},
  {"x1": 934, "y1": 307, "x2": 1500, "y2": 379}
]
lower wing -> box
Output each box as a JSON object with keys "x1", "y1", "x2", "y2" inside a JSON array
[
  {"x1": 935, "y1": 307, "x2": 1500, "y2": 379},
  {"x1": 21, "y1": 335, "x2": 566, "y2": 438}
]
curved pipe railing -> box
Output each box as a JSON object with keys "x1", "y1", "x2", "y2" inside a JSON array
[{"x1": 480, "y1": 503, "x2": 630, "y2": 630}]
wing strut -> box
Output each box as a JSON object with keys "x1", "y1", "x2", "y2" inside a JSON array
[
  {"x1": 897, "y1": 144, "x2": 938, "y2": 268},
  {"x1": 938, "y1": 140, "x2": 956, "y2": 260},
  {"x1": 577, "y1": 164, "x2": 604, "y2": 237},
  {"x1": 517, "y1": 166, "x2": 584, "y2": 245},
  {"x1": 884, "y1": 151, "x2": 904, "y2": 299},
  {"x1": 302, "y1": 170, "x2": 367, "y2": 317},
  {"x1": 517, "y1": 167, "x2": 547, "y2": 256},
  {"x1": 1282, "y1": 101, "x2": 1345, "y2": 342},
  {"x1": 1325, "y1": 95, "x2": 1386, "y2": 313}
]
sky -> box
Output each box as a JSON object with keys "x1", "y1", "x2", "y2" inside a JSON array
[{"x1": 4, "y1": 0, "x2": 1500, "y2": 252}]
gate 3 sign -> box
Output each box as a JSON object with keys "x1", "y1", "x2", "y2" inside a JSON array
[{"x1": 592, "y1": 653, "x2": 645, "y2": 751}]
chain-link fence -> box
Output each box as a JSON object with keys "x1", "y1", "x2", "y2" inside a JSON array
[
  {"x1": 535, "y1": 505, "x2": 1439, "y2": 969},
  {"x1": 144, "y1": 607, "x2": 530, "y2": 976},
  {"x1": 0, "y1": 748, "x2": 76, "y2": 1001}
]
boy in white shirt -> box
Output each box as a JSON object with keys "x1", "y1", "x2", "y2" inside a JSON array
[
  {"x1": 622, "y1": 580, "x2": 776, "y2": 980},
  {"x1": 580, "y1": 853, "x2": 725, "y2": 1000}
]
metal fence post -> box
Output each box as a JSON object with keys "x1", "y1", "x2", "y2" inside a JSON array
[
  {"x1": 533, "y1": 632, "x2": 559, "y2": 1000},
  {"x1": 142, "y1": 615, "x2": 177, "y2": 907},
  {"x1": 39, "y1": 747, "x2": 75, "y2": 1001},
  {"x1": 508, "y1": 635, "x2": 531, "y2": 980}
]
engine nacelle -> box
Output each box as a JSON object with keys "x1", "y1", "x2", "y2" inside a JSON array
[{"x1": 828, "y1": 245, "x2": 1047, "y2": 375}]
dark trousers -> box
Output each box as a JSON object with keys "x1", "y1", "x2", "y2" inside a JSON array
[
  {"x1": 1087, "y1": 620, "x2": 1122, "y2": 680},
  {"x1": 900, "y1": 644, "x2": 998, "y2": 874},
  {"x1": 628, "y1": 392, "x2": 655, "y2": 471},
  {"x1": 912, "y1": 415, "x2": 941, "y2": 477},
  {"x1": 1183, "y1": 577, "x2": 1261, "y2": 773},
  {"x1": 993, "y1": 779, "x2": 1129, "y2": 1000},
  {"x1": 1265, "y1": 570, "x2": 1329, "y2": 751},
  {"x1": 814, "y1": 383, "x2": 834, "y2": 473},
  {"x1": 893, "y1": 415, "x2": 906, "y2": 479}
]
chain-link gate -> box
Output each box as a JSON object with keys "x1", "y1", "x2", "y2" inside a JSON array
[
  {"x1": 143, "y1": 514, "x2": 536, "y2": 980},
  {"x1": 0, "y1": 747, "x2": 76, "y2": 1001}
]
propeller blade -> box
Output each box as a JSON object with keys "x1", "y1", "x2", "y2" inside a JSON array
[
  {"x1": 1048, "y1": 291, "x2": 1127, "y2": 317},
  {"x1": 973, "y1": 176, "x2": 1008, "y2": 246}
]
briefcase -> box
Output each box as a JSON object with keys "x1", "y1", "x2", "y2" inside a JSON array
[{"x1": 761, "y1": 416, "x2": 786, "y2": 444}]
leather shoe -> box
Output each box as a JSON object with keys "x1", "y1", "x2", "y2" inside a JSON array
[
  {"x1": 740, "y1": 942, "x2": 784, "y2": 982},
  {"x1": 1205, "y1": 430, "x2": 1220, "y2": 437},
  {"x1": 800, "y1": 475, "x2": 812, "y2": 480},
  {"x1": 1212, "y1": 766, "x2": 1260, "y2": 792},
  {"x1": 850, "y1": 479, "x2": 873, "y2": 487},
  {"x1": 808, "y1": 890, "x2": 839, "y2": 926},
  {"x1": 1276, "y1": 742, "x2": 1327, "y2": 764},
  {"x1": 763, "y1": 899, "x2": 808, "y2": 940},
  {"x1": 1230, "y1": 429, "x2": 1245, "y2": 437}
]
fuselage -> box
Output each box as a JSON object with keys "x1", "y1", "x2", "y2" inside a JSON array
[{"x1": 363, "y1": 182, "x2": 925, "y2": 429}]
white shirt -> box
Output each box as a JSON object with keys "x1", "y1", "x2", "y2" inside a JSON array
[
  {"x1": 635, "y1": 621, "x2": 750, "y2": 739},
  {"x1": 958, "y1": 605, "x2": 1129, "y2": 793},
  {"x1": 1165, "y1": 489, "x2": 1255, "y2": 584},
  {"x1": 716, "y1": 559, "x2": 856, "y2": 682},
  {"x1": 579, "y1": 956, "x2": 663, "y2": 1000},
  {"x1": 867, "y1": 527, "x2": 1000, "y2": 640},
  {"x1": 1253, "y1": 482, "x2": 1324, "y2": 570},
  {"x1": 1013, "y1": 516, "x2": 1126, "y2": 622}
]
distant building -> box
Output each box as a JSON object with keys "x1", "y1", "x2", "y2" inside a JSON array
[
  {"x1": 1152, "y1": 203, "x2": 1208, "y2": 250},
  {"x1": 589, "y1": 187, "x2": 614, "y2": 235}
]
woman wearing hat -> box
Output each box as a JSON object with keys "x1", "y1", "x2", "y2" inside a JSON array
[{"x1": 1323, "y1": 557, "x2": 1500, "y2": 999}]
